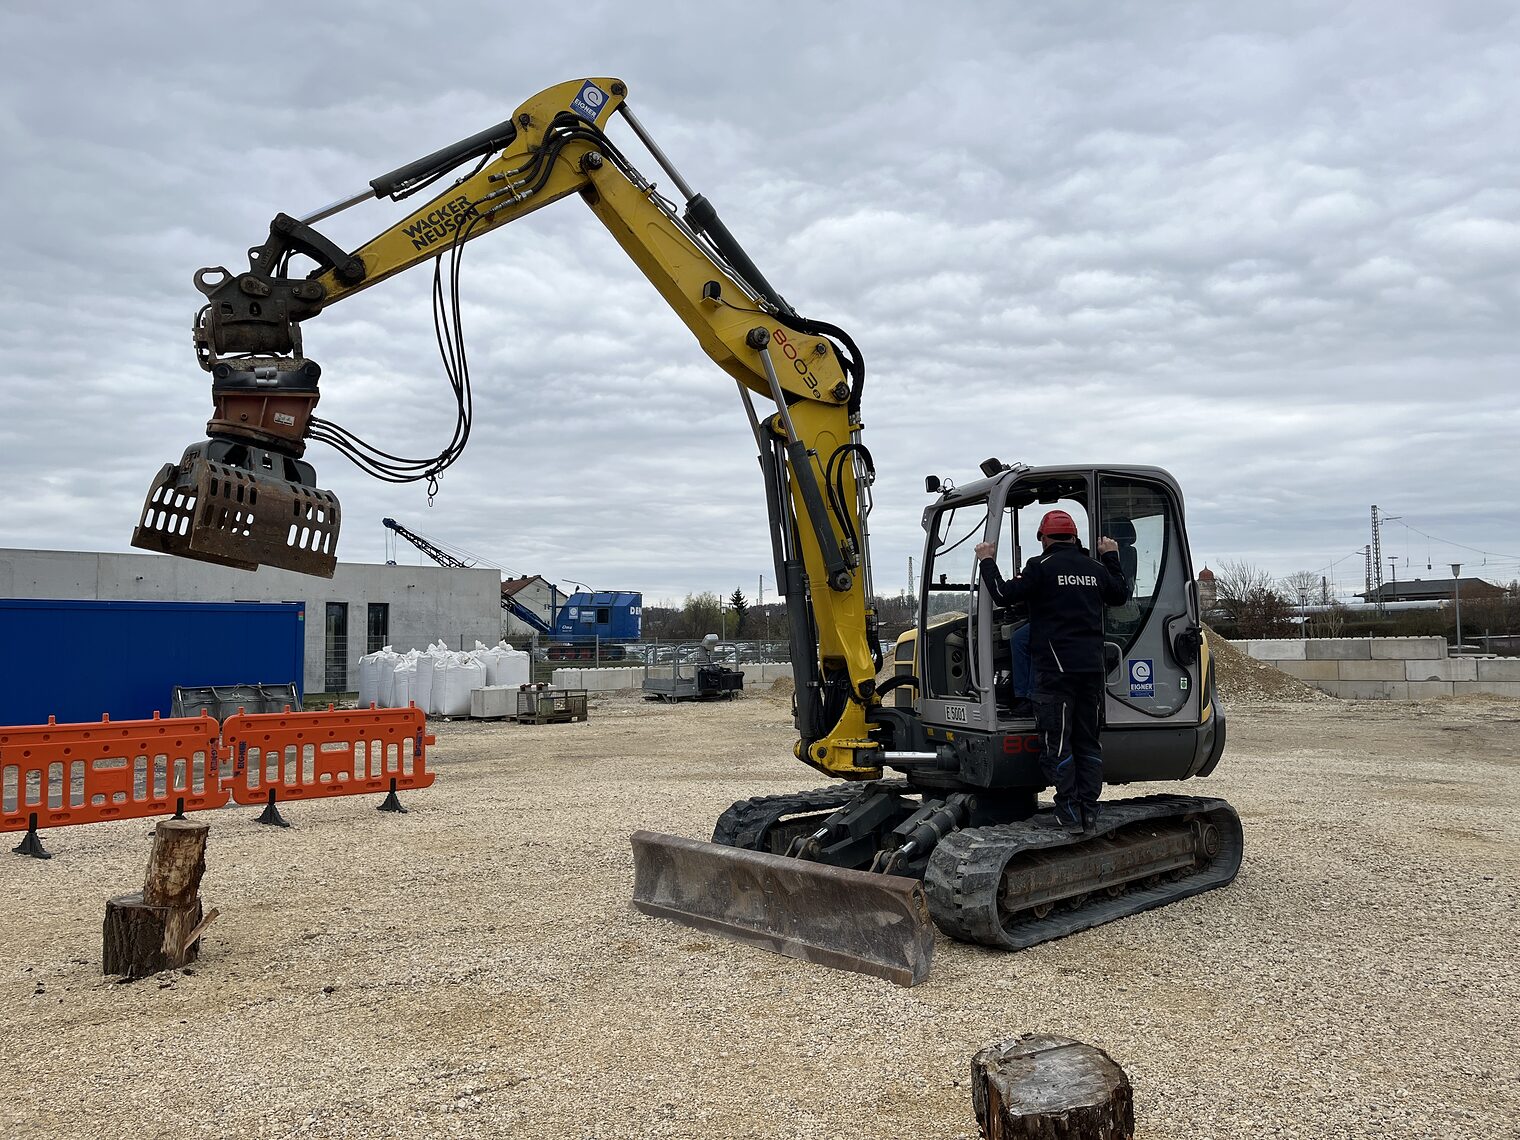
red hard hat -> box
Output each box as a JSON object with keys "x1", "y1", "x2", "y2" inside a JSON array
[{"x1": 1037, "y1": 509, "x2": 1079, "y2": 539}]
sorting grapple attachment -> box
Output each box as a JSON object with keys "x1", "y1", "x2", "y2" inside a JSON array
[
  {"x1": 630, "y1": 830, "x2": 935, "y2": 986},
  {"x1": 132, "y1": 441, "x2": 341, "y2": 577}
]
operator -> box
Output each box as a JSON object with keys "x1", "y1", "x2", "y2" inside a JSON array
[{"x1": 975, "y1": 510, "x2": 1130, "y2": 835}]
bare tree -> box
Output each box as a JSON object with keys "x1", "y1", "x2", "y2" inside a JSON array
[
  {"x1": 1282, "y1": 569, "x2": 1320, "y2": 607},
  {"x1": 1309, "y1": 601, "x2": 1349, "y2": 638},
  {"x1": 1215, "y1": 560, "x2": 1294, "y2": 638},
  {"x1": 1281, "y1": 569, "x2": 1321, "y2": 631}
]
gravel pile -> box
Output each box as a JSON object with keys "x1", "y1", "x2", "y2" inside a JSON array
[
  {"x1": 1207, "y1": 628, "x2": 1333, "y2": 704},
  {"x1": 3, "y1": 693, "x2": 1515, "y2": 1138}
]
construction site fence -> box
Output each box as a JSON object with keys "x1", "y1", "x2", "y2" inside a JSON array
[{"x1": 2, "y1": 706, "x2": 434, "y2": 855}]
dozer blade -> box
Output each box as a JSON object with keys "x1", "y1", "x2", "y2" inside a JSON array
[
  {"x1": 132, "y1": 445, "x2": 341, "y2": 577},
  {"x1": 630, "y1": 830, "x2": 935, "y2": 986}
]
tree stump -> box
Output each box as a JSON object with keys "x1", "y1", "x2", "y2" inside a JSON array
[
  {"x1": 972, "y1": 1034, "x2": 1134, "y2": 1139},
  {"x1": 102, "y1": 819, "x2": 210, "y2": 979}
]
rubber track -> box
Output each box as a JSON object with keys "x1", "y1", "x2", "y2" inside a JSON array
[
  {"x1": 923, "y1": 794, "x2": 1243, "y2": 950},
  {"x1": 712, "y1": 781, "x2": 911, "y2": 851}
]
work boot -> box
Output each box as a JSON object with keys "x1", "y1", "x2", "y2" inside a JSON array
[
  {"x1": 1039, "y1": 805, "x2": 1084, "y2": 836},
  {"x1": 1081, "y1": 807, "x2": 1102, "y2": 837},
  {"x1": 1008, "y1": 698, "x2": 1034, "y2": 718}
]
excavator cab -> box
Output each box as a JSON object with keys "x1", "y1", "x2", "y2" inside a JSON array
[{"x1": 900, "y1": 462, "x2": 1223, "y2": 785}]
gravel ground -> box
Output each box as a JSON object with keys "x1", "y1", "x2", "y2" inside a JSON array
[{"x1": 3, "y1": 687, "x2": 1517, "y2": 1139}]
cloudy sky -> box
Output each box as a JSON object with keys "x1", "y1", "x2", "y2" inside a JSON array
[{"x1": 2, "y1": 1, "x2": 1516, "y2": 604}]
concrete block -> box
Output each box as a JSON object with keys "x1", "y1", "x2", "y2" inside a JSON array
[
  {"x1": 1333, "y1": 680, "x2": 1410, "y2": 700},
  {"x1": 552, "y1": 667, "x2": 641, "y2": 691},
  {"x1": 1405, "y1": 681, "x2": 1454, "y2": 700},
  {"x1": 1276, "y1": 660, "x2": 1341, "y2": 681},
  {"x1": 1404, "y1": 658, "x2": 1478, "y2": 682},
  {"x1": 1371, "y1": 637, "x2": 1448, "y2": 660},
  {"x1": 1305, "y1": 638, "x2": 1372, "y2": 661},
  {"x1": 1460, "y1": 681, "x2": 1520, "y2": 698},
  {"x1": 1247, "y1": 639, "x2": 1306, "y2": 660},
  {"x1": 1476, "y1": 658, "x2": 1520, "y2": 682},
  {"x1": 1337, "y1": 660, "x2": 1410, "y2": 682},
  {"x1": 751, "y1": 663, "x2": 795, "y2": 684}
]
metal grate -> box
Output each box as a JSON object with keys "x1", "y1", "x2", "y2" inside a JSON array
[
  {"x1": 366, "y1": 602, "x2": 389, "y2": 654},
  {"x1": 325, "y1": 602, "x2": 349, "y2": 692}
]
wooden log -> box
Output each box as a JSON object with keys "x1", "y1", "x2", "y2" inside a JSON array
[
  {"x1": 143, "y1": 819, "x2": 210, "y2": 907},
  {"x1": 972, "y1": 1034, "x2": 1134, "y2": 1139},
  {"x1": 102, "y1": 820, "x2": 210, "y2": 979}
]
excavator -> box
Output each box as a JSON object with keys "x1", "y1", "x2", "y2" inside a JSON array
[{"x1": 132, "y1": 77, "x2": 1241, "y2": 985}]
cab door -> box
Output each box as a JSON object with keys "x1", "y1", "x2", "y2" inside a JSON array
[{"x1": 1095, "y1": 472, "x2": 1201, "y2": 726}]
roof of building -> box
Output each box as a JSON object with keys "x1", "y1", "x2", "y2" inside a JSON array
[
  {"x1": 1197, "y1": 566, "x2": 1215, "y2": 581},
  {"x1": 501, "y1": 574, "x2": 552, "y2": 598},
  {"x1": 1358, "y1": 577, "x2": 1503, "y2": 602}
]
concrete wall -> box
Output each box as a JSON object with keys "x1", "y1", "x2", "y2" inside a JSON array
[
  {"x1": 0, "y1": 548, "x2": 503, "y2": 695},
  {"x1": 1232, "y1": 636, "x2": 1520, "y2": 700},
  {"x1": 552, "y1": 663, "x2": 795, "y2": 692}
]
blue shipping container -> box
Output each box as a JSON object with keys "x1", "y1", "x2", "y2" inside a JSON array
[{"x1": 0, "y1": 599, "x2": 304, "y2": 725}]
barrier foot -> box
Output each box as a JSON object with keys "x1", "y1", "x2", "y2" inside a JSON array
[
  {"x1": 12, "y1": 814, "x2": 52, "y2": 860},
  {"x1": 171, "y1": 797, "x2": 187, "y2": 822},
  {"x1": 377, "y1": 779, "x2": 407, "y2": 814},
  {"x1": 255, "y1": 790, "x2": 291, "y2": 828}
]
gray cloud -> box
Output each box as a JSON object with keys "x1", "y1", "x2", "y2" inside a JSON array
[{"x1": 2, "y1": 0, "x2": 1516, "y2": 604}]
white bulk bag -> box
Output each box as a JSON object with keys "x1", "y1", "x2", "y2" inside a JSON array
[
  {"x1": 484, "y1": 642, "x2": 531, "y2": 688},
  {"x1": 376, "y1": 648, "x2": 402, "y2": 707},
  {"x1": 357, "y1": 649, "x2": 387, "y2": 709},
  {"x1": 414, "y1": 654, "x2": 439, "y2": 716},
  {"x1": 393, "y1": 657, "x2": 418, "y2": 709},
  {"x1": 435, "y1": 656, "x2": 487, "y2": 717}
]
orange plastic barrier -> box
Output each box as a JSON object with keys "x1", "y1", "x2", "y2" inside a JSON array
[
  {"x1": 221, "y1": 705, "x2": 435, "y2": 807},
  {"x1": 1, "y1": 713, "x2": 226, "y2": 836}
]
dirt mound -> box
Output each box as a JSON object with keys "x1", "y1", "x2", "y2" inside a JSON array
[
  {"x1": 1207, "y1": 628, "x2": 1332, "y2": 704},
  {"x1": 765, "y1": 675, "x2": 795, "y2": 704}
]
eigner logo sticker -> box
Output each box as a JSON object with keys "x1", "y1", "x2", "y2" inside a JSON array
[{"x1": 571, "y1": 80, "x2": 608, "y2": 123}]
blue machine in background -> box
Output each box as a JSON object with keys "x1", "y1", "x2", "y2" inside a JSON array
[
  {"x1": 552, "y1": 591, "x2": 643, "y2": 642},
  {"x1": 0, "y1": 599, "x2": 304, "y2": 725},
  {"x1": 543, "y1": 591, "x2": 642, "y2": 661}
]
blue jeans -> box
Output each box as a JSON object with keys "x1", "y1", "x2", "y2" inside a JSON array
[{"x1": 1011, "y1": 623, "x2": 1033, "y2": 699}]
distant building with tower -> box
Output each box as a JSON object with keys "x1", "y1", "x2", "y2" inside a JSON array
[{"x1": 1196, "y1": 566, "x2": 1217, "y2": 611}]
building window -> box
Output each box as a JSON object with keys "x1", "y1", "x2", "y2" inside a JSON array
[
  {"x1": 325, "y1": 602, "x2": 349, "y2": 692},
  {"x1": 366, "y1": 602, "x2": 389, "y2": 654}
]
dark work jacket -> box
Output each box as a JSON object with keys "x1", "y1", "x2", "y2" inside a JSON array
[{"x1": 979, "y1": 543, "x2": 1130, "y2": 674}]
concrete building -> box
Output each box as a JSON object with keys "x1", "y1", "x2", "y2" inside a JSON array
[{"x1": 0, "y1": 548, "x2": 503, "y2": 695}]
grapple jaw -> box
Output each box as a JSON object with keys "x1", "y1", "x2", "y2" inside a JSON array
[
  {"x1": 630, "y1": 830, "x2": 935, "y2": 986},
  {"x1": 132, "y1": 440, "x2": 341, "y2": 577}
]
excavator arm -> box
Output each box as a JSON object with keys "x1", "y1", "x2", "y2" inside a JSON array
[{"x1": 134, "y1": 77, "x2": 884, "y2": 777}]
